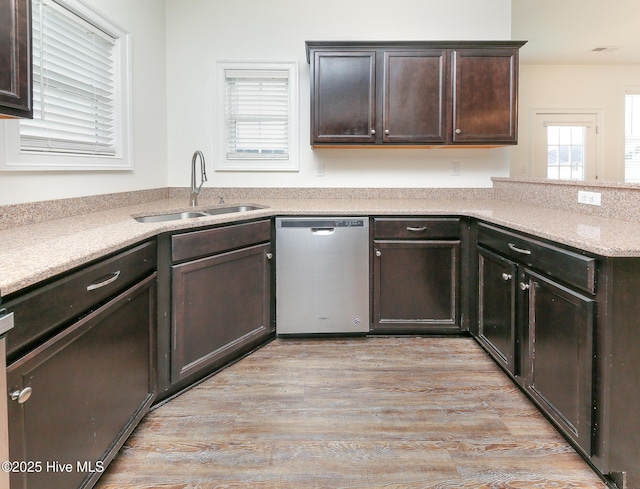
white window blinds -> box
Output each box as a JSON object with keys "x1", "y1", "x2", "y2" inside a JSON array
[
  {"x1": 625, "y1": 94, "x2": 640, "y2": 183},
  {"x1": 20, "y1": 0, "x2": 117, "y2": 156},
  {"x1": 224, "y1": 70, "x2": 290, "y2": 160}
]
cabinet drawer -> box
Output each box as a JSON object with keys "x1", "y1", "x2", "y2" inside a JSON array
[
  {"x1": 4, "y1": 240, "x2": 156, "y2": 361},
  {"x1": 374, "y1": 218, "x2": 460, "y2": 239},
  {"x1": 477, "y1": 223, "x2": 596, "y2": 294},
  {"x1": 172, "y1": 219, "x2": 271, "y2": 262}
]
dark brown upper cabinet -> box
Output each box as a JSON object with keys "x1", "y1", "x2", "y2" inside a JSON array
[
  {"x1": 383, "y1": 50, "x2": 448, "y2": 144},
  {"x1": 306, "y1": 41, "x2": 525, "y2": 148},
  {"x1": 0, "y1": 0, "x2": 33, "y2": 118},
  {"x1": 451, "y1": 48, "x2": 520, "y2": 144},
  {"x1": 0, "y1": 0, "x2": 32, "y2": 118},
  {"x1": 310, "y1": 50, "x2": 377, "y2": 144}
]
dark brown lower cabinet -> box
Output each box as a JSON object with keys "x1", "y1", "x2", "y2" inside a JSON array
[
  {"x1": 171, "y1": 242, "x2": 272, "y2": 382},
  {"x1": 154, "y1": 220, "x2": 273, "y2": 401},
  {"x1": 475, "y1": 222, "x2": 598, "y2": 475},
  {"x1": 7, "y1": 274, "x2": 156, "y2": 489},
  {"x1": 523, "y1": 269, "x2": 595, "y2": 456},
  {"x1": 373, "y1": 240, "x2": 460, "y2": 334},
  {"x1": 477, "y1": 247, "x2": 518, "y2": 375},
  {"x1": 598, "y1": 257, "x2": 640, "y2": 489}
]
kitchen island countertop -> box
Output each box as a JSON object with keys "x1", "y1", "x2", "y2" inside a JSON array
[{"x1": 1, "y1": 196, "x2": 639, "y2": 298}]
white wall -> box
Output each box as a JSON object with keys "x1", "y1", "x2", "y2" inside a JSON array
[
  {"x1": 165, "y1": 0, "x2": 513, "y2": 190},
  {"x1": 0, "y1": 0, "x2": 168, "y2": 205},
  {"x1": 0, "y1": 0, "x2": 513, "y2": 206},
  {"x1": 511, "y1": 64, "x2": 640, "y2": 183}
]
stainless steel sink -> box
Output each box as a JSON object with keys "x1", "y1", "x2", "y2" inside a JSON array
[
  {"x1": 201, "y1": 205, "x2": 263, "y2": 216},
  {"x1": 134, "y1": 211, "x2": 209, "y2": 223},
  {"x1": 133, "y1": 205, "x2": 266, "y2": 223}
]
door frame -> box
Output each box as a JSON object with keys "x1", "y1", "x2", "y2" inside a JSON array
[{"x1": 529, "y1": 109, "x2": 603, "y2": 180}]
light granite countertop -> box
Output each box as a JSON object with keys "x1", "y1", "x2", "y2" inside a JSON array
[{"x1": 1, "y1": 196, "x2": 639, "y2": 298}]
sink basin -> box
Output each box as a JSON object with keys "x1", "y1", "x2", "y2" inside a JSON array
[
  {"x1": 134, "y1": 211, "x2": 208, "y2": 223},
  {"x1": 133, "y1": 204, "x2": 266, "y2": 223},
  {"x1": 201, "y1": 205, "x2": 264, "y2": 216}
]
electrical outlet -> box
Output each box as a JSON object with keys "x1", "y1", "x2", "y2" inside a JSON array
[{"x1": 578, "y1": 190, "x2": 602, "y2": 206}]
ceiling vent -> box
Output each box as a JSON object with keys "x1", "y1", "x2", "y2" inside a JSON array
[{"x1": 591, "y1": 46, "x2": 620, "y2": 52}]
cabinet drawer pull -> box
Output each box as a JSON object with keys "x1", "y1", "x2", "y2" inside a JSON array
[
  {"x1": 508, "y1": 243, "x2": 532, "y2": 255},
  {"x1": 519, "y1": 282, "x2": 530, "y2": 291},
  {"x1": 87, "y1": 271, "x2": 121, "y2": 291},
  {"x1": 266, "y1": 252, "x2": 273, "y2": 260},
  {"x1": 375, "y1": 249, "x2": 382, "y2": 257},
  {"x1": 502, "y1": 273, "x2": 512, "y2": 281},
  {"x1": 406, "y1": 226, "x2": 427, "y2": 232},
  {"x1": 371, "y1": 129, "x2": 376, "y2": 135},
  {"x1": 455, "y1": 128, "x2": 461, "y2": 134},
  {"x1": 11, "y1": 387, "x2": 32, "y2": 404}
]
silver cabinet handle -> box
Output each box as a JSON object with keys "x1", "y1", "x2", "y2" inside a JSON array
[
  {"x1": 406, "y1": 226, "x2": 427, "y2": 232},
  {"x1": 86, "y1": 271, "x2": 121, "y2": 291},
  {"x1": 375, "y1": 249, "x2": 382, "y2": 257},
  {"x1": 502, "y1": 273, "x2": 512, "y2": 281},
  {"x1": 455, "y1": 128, "x2": 461, "y2": 134},
  {"x1": 385, "y1": 129, "x2": 390, "y2": 135},
  {"x1": 266, "y1": 252, "x2": 273, "y2": 260},
  {"x1": 11, "y1": 387, "x2": 32, "y2": 404},
  {"x1": 371, "y1": 129, "x2": 376, "y2": 135},
  {"x1": 0, "y1": 311, "x2": 14, "y2": 335},
  {"x1": 508, "y1": 243, "x2": 532, "y2": 255},
  {"x1": 519, "y1": 282, "x2": 530, "y2": 291}
]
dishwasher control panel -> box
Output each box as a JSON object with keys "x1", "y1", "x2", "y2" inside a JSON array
[{"x1": 280, "y1": 219, "x2": 365, "y2": 228}]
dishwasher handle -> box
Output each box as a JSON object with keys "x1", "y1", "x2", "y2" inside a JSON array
[{"x1": 311, "y1": 227, "x2": 335, "y2": 235}]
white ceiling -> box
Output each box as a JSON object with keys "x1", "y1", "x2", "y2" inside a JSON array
[{"x1": 512, "y1": 0, "x2": 640, "y2": 64}]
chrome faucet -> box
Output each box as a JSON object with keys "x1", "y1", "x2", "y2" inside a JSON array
[{"x1": 190, "y1": 150, "x2": 208, "y2": 207}]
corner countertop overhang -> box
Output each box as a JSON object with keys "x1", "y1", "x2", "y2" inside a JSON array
[{"x1": 1, "y1": 196, "x2": 638, "y2": 298}]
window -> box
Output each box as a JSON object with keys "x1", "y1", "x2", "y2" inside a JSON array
[
  {"x1": 531, "y1": 112, "x2": 599, "y2": 181},
  {"x1": 0, "y1": 0, "x2": 132, "y2": 171},
  {"x1": 216, "y1": 62, "x2": 298, "y2": 171},
  {"x1": 546, "y1": 125, "x2": 586, "y2": 180},
  {"x1": 624, "y1": 93, "x2": 640, "y2": 183}
]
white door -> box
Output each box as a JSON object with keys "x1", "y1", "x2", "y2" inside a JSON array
[{"x1": 532, "y1": 112, "x2": 599, "y2": 181}]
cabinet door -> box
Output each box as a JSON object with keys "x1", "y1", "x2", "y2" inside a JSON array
[
  {"x1": 7, "y1": 274, "x2": 156, "y2": 489},
  {"x1": 477, "y1": 247, "x2": 518, "y2": 375},
  {"x1": 373, "y1": 240, "x2": 460, "y2": 334},
  {"x1": 524, "y1": 270, "x2": 595, "y2": 456},
  {"x1": 172, "y1": 243, "x2": 272, "y2": 382},
  {"x1": 311, "y1": 51, "x2": 376, "y2": 144},
  {"x1": 383, "y1": 50, "x2": 447, "y2": 143},
  {"x1": 451, "y1": 48, "x2": 518, "y2": 144},
  {"x1": 0, "y1": 0, "x2": 32, "y2": 118}
]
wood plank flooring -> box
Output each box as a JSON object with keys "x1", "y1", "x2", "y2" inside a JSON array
[{"x1": 95, "y1": 337, "x2": 608, "y2": 489}]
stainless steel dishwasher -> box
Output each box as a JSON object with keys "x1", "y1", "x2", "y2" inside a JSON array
[{"x1": 276, "y1": 217, "x2": 369, "y2": 335}]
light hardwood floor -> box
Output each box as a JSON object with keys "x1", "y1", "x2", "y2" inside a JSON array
[{"x1": 95, "y1": 337, "x2": 608, "y2": 489}]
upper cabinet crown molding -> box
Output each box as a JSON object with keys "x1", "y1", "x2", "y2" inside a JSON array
[
  {"x1": 306, "y1": 40, "x2": 526, "y2": 148},
  {"x1": 0, "y1": 0, "x2": 33, "y2": 119}
]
